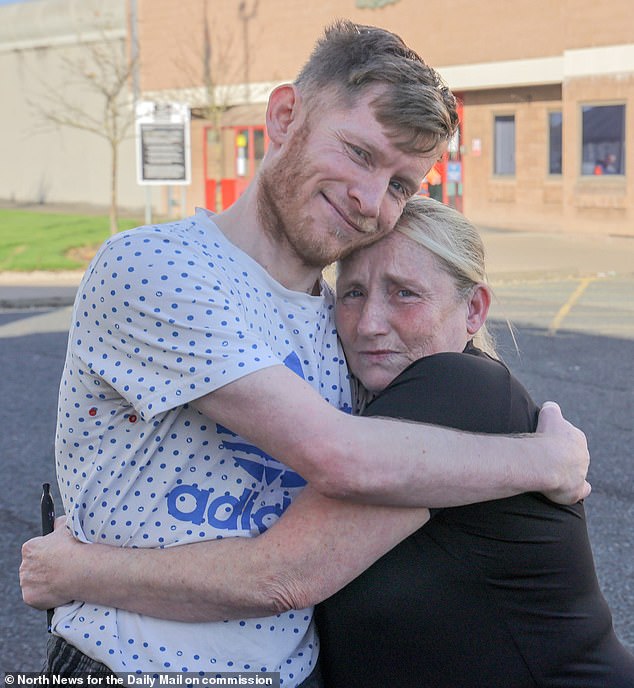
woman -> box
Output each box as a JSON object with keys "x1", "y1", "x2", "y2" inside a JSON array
[
  {"x1": 316, "y1": 197, "x2": 634, "y2": 686},
  {"x1": 21, "y1": 198, "x2": 633, "y2": 686}
]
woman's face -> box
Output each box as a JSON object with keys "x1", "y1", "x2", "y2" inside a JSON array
[{"x1": 335, "y1": 231, "x2": 477, "y2": 393}]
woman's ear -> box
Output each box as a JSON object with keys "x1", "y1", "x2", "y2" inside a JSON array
[
  {"x1": 466, "y1": 284, "x2": 491, "y2": 335},
  {"x1": 266, "y1": 84, "x2": 301, "y2": 145}
]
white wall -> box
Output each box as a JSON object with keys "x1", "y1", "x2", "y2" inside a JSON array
[{"x1": 0, "y1": 0, "x2": 148, "y2": 211}]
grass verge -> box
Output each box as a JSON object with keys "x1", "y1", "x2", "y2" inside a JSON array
[{"x1": 0, "y1": 209, "x2": 143, "y2": 272}]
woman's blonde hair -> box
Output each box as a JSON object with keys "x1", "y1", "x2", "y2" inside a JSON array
[{"x1": 395, "y1": 195, "x2": 497, "y2": 357}]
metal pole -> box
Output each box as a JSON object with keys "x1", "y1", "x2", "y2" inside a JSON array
[
  {"x1": 130, "y1": 0, "x2": 152, "y2": 224},
  {"x1": 130, "y1": 0, "x2": 140, "y2": 101}
]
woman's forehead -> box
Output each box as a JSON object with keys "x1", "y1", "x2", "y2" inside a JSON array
[{"x1": 339, "y1": 230, "x2": 428, "y2": 273}]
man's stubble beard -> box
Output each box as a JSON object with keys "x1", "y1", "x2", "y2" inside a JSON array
[{"x1": 257, "y1": 120, "x2": 367, "y2": 270}]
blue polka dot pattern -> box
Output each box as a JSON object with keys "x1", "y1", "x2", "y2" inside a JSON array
[{"x1": 53, "y1": 209, "x2": 352, "y2": 685}]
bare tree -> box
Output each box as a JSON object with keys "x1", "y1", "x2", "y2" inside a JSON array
[
  {"x1": 152, "y1": 0, "x2": 259, "y2": 212},
  {"x1": 29, "y1": 29, "x2": 136, "y2": 235},
  {"x1": 238, "y1": 0, "x2": 259, "y2": 104}
]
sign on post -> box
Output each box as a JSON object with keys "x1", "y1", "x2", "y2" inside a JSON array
[{"x1": 136, "y1": 101, "x2": 191, "y2": 186}]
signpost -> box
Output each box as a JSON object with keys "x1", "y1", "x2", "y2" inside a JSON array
[
  {"x1": 136, "y1": 101, "x2": 191, "y2": 185},
  {"x1": 135, "y1": 101, "x2": 191, "y2": 223}
]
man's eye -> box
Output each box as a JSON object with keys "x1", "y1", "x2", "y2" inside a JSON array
[
  {"x1": 397, "y1": 289, "x2": 416, "y2": 298},
  {"x1": 390, "y1": 180, "x2": 408, "y2": 196},
  {"x1": 348, "y1": 144, "x2": 369, "y2": 163}
]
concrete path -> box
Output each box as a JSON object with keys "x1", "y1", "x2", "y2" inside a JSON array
[{"x1": 2, "y1": 226, "x2": 632, "y2": 306}]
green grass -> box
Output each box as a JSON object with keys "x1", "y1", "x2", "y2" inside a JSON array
[{"x1": 0, "y1": 209, "x2": 143, "y2": 272}]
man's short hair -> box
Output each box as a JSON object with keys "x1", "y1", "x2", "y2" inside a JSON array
[{"x1": 294, "y1": 20, "x2": 459, "y2": 154}]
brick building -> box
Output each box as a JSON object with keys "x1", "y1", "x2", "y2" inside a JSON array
[{"x1": 2, "y1": 0, "x2": 633, "y2": 235}]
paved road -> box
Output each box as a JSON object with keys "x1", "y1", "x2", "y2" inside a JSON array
[{"x1": 1, "y1": 227, "x2": 633, "y2": 672}]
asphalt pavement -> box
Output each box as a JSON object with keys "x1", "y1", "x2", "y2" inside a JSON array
[{"x1": 1, "y1": 224, "x2": 633, "y2": 672}]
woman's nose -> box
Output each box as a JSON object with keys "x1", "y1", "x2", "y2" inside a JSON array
[{"x1": 356, "y1": 298, "x2": 389, "y2": 336}]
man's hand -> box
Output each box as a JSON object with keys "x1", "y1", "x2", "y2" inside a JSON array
[
  {"x1": 20, "y1": 516, "x2": 77, "y2": 610},
  {"x1": 537, "y1": 401, "x2": 591, "y2": 504}
]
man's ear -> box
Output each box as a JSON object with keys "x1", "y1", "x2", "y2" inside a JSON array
[
  {"x1": 266, "y1": 84, "x2": 301, "y2": 145},
  {"x1": 466, "y1": 284, "x2": 491, "y2": 335}
]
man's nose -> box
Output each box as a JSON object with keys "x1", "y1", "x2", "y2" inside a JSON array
[{"x1": 348, "y1": 174, "x2": 387, "y2": 220}]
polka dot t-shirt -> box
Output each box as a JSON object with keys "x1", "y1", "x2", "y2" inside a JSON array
[{"x1": 53, "y1": 208, "x2": 352, "y2": 685}]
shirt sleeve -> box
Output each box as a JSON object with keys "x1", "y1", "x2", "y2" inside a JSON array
[
  {"x1": 363, "y1": 350, "x2": 539, "y2": 434},
  {"x1": 70, "y1": 227, "x2": 280, "y2": 421}
]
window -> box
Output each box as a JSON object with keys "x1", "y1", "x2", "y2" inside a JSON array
[
  {"x1": 233, "y1": 126, "x2": 267, "y2": 178},
  {"x1": 548, "y1": 112, "x2": 562, "y2": 175},
  {"x1": 235, "y1": 129, "x2": 249, "y2": 177},
  {"x1": 581, "y1": 104, "x2": 625, "y2": 176},
  {"x1": 494, "y1": 115, "x2": 515, "y2": 175},
  {"x1": 253, "y1": 129, "x2": 265, "y2": 175}
]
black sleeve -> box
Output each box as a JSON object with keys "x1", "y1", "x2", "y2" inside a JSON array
[
  {"x1": 362, "y1": 349, "x2": 539, "y2": 518},
  {"x1": 363, "y1": 348, "x2": 539, "y2": 435}
]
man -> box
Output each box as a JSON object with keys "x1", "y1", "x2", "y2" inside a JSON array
[{"x1": 22, "y1": 20, "x2": 589, "y2": 686}]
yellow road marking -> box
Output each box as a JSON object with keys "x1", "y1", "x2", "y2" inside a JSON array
[{"x1": 548, "y1": 277, "x2": 595, "y2": 335}]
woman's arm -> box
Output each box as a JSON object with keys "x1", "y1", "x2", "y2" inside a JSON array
[{"x1": 21, "y1": 487, "x2": 429, "y2": 622}]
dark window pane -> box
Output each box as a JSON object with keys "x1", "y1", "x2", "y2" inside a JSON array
[
  {"x1": 549, "y1": 112, "x2": 562, "y2": 175},
  {"x1": 494, "y1": 115, "x2": 515, "y2": 175},
  {"x1": 253, "y1": 129, "x2": 265, "y2": 174},
  {"x1": 581, "y1": 104, "x2": 625, "y2": 175}
]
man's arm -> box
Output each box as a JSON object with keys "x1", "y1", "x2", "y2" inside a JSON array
[
  {"x1": 194, "y1": 367, "x2": 590, "y2": 507},
  {"x1": 21, "y1": 489, "x2": 429, "y2": 621},
  {"x1": 20, "y1": 373, "x2": 587, "y2": 619}
]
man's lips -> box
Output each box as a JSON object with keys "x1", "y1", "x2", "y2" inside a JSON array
[{"x1": 323, "y1": 194, "x2": 376, "y2": 234}]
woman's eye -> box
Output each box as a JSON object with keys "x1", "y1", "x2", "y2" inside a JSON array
[{"x1": 341, "y1": 288, "x2": 364, "y2": 299}]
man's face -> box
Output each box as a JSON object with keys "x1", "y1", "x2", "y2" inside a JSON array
[
  {"x1": 259, "y1": 87, "x2": 441, "y2": 268},
  {"x1": 335, "y1": 231, "x2": 470, "y2": 393}
]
